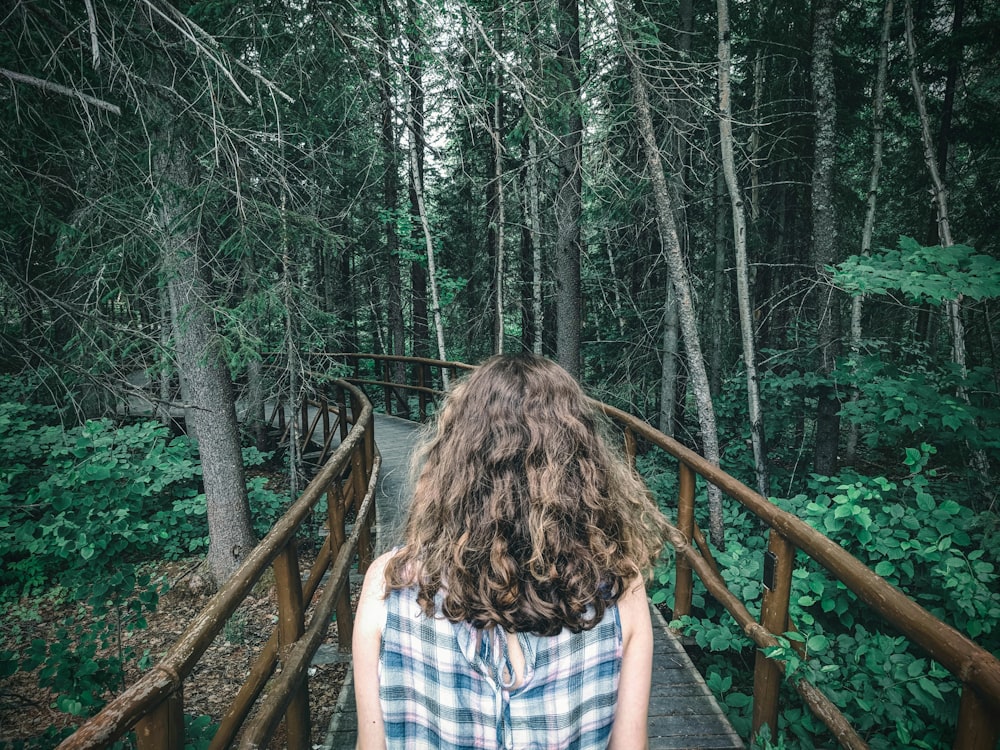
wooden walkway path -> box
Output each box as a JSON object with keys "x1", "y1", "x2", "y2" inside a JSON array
[{"x1": 322, "y1": 414, "x2": 744, "y2": 749}]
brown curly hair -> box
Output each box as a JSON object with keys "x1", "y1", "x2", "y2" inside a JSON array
[{"x1": 384, "y1": 353, "x2": 669, "y2": 636}]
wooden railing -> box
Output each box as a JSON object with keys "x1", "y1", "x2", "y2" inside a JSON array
[
  {"x1": 316, "y1": 352, "x2": 473, "y2": 421},
  {"x1": 58, "y1": 379, "x2": 378, "y2": 750},
  {"x1": 331, "y1": 353, "x2": 1000, "y2": 750}
]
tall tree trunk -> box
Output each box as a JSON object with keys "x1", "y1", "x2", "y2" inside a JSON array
[
  {"x1": 904, "y1": 0, "x2": 989, "y2": 479},
  {"x1": 658, "y1": 0, "x2": 694, "y2": 440},
  {"x1": 159, "y1": 161, "x2": 255, "y2": 587},
  {"x1": 519, "y1": 136, "x2": 536, "y2": 353},
  {"x1": 240, "y1": 254, "x2": 268, "y2": 452},
  {"x1": 408, "y1": 100, "x2": 450, "y2": 388},
  {"x1": 934, "y1": 0, "x2": 963, "y2": 197},
  {"x1": 377, "y1": 0, "x2": 407, "y2": 413},
  {"x1": 621, "y1": 17, "x2": 726, "y2": 546},
  {"x1": 710, "y1": 170, "x2": 727, "y2": 397},
  {"x1": 554, "y1": 0, "x2": 583, "y2": 379},
  {"x1": 281, "y1": 190, "x2": 302, "y2": 502},
  {"x1": 487, "y1": 20, "x2": 506, "y2": 354},
  {"x1": 718, "y1": 0, "x2": 769, "y2": 497},
  {"x1": 246, "y1": 356, "x2": 268, "y2": 452},
  {"x1": 904, "y1": 1, "x2": 964, "y2": 375},
  {"x1": 811, "y1": 0, "x2": 841, "y2": 477},
  {"x1": 524, "y1": 0, "x2": 545, "y2": 357},
  {"x1": 749, "y1": 50, "x2": 764, "y2": 223},
  {"x1": 846, "y1": 0, "x2": 893, "y2": 464},
  {"x1": 529, "y1": 133, "x2": 544, "y2": 356},
  {"x1": 658, "y1": 285, "x2": 680, "y2": 437},
  {"x1": 157, "y1": 285, "x2": 173, "y2": 428},
  {"x1": 407, "y1": 0, "x2": 428, "y2": 359}
]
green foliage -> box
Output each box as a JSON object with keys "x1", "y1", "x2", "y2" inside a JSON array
[
  {"x1": 838, "y1": 351, "x2": 1000, "y2": 461},
  {"x1": 788, "y1": 445, "x2": 1000, "y2": 639},
  {"x1": 833, "y1": 236, "x2": 1000, "y2": 304},
  {"x1": 246, "y1": 474, "x2": 289, "y2": 539},
  {"x1": 0, "y1": 403, "x2": 202, "y2": 598},
  {"x1": 0, "y1": 394, "x2": 288, "y2": 736},
  {"x1": 182, "y1": 713, "x2": 219, "y2": 750},
  {"x1": 650, "y1": 446, "x2": 1000, "y2": 749},
  {"x1": 751, "y1": 342, "x2": 999, "y2": 480}
]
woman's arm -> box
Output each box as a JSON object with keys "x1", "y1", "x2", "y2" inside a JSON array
[
  {"x1": 353, "y1": 551, "x2": 393, "y2": 750},
  {"x1": 608, "y1": 575, "x2": 653, "y2": 750}
]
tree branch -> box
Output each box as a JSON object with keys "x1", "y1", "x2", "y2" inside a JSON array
[{"x1": 1, "y1": 68, "x2": 121, "y2": 115}]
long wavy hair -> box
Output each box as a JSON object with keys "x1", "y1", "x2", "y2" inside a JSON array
[{"x1": 384, "y1": 353, "x2": 669, "y2": 636}]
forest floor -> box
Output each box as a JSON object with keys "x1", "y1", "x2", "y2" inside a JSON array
[{"x1": 1, "y1": 551, "x2": 354, "y2": 748}]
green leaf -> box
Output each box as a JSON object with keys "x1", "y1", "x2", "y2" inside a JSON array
[
  {"x1": 875, "y1": 560, "x2": 895, "y2": 577},
  {"x1": 918, "y1": 677, "x2": 943, "y2": 701},
  {"x1": 806, "y1": 634, "x2": 830, "y2": 653}
]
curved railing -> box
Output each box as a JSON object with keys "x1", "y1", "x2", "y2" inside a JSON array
[
  {"x1": 332, "y1": 353, "x2": 1000, "y2": 750},
  {"x1": 58, "y1": 379, "x2": 378, "y2": 750}
]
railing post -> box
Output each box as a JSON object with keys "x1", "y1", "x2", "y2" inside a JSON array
[
  {"x1": 383, "y1": 359, "x2": 392, "y2": 416},
  {"x1": 418, "y1": 365, "x2": 427, "y2": 421},
  {"x1": 322, "y1": 397, "x2": 330, "y2": 450},
  {"x1": 953, "y1": 685, "x2": 1000, "y2": 750},
  {"x1": 752, "y1": 530, "x2": 795, "y2": 744},
  {"x1": 327, "y1": 481, "x2": 353, "y2": 650},
  {"x1": 135, "y1": 688, "x2": 184, "y2": 750},
  {"x1": 673, "y1": 462, "x2": 696, "y2": 621},
  {"x1": 353, "y1": 440, "x2": 372, "y2": 574},
  {"x1": 273, "y1": 545, "x2": 310, "y2": 749}
]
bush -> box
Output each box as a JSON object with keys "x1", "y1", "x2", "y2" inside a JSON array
[{"x1": 650, "y1": 445, "x2": 1000, "y2": 749}]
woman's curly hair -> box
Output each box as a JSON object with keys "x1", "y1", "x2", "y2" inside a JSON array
[{"x1": 384, "y1": 353, "x2": 669, "y2": 636}]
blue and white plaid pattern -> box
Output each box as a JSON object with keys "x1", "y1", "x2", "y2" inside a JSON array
[{"x1": 379, "y1": 587, "x2": 623, "y2": 749}]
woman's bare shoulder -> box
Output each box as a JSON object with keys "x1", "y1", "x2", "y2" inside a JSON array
[{"x1": 361, "y1": 550, "x2": 398, "y2": 599}]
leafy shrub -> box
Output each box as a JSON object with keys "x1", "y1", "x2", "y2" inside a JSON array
[
  {"x1": 0, "y1": 403, "x2": 203, "y2": 599},
  {"x1": 0, "y1": 402, "x2": 201, "y2": 730},
  {"x1": 650, "y1": 445, "x2": 1000, "y2": 749}
]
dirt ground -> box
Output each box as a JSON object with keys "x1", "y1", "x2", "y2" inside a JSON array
[{"x1": 0, "y1": 553, "x2": 354, "y2": 748}]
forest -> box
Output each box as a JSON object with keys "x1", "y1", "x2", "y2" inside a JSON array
[{"x1": 1, "y1": 0, "x2": 999, "y2": 746}]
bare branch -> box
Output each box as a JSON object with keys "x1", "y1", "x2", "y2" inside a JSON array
[
  {"x1": 160, "y1": 0, "x2": 295, "y2": 104},
  {"x1": 139, "y1": 0, "x2": 253, "y2": 105},
  {"x1": 0, "y1": 67, "x2": 121, "y2": 115},
  {"x1": 84, "y1": 0, "x2": 100, "y2": 68}
]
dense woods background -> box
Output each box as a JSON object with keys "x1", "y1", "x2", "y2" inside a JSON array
[{"x1": 2, "y1": 0, "x2": 999, "y2": 746}]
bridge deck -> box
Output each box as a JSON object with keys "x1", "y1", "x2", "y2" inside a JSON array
[{"x1": 322, "y1": 414, "x2": 744, "y2": 749}]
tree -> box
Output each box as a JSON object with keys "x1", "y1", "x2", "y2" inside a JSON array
[
  {"x1": 811, "y1": 0, "x2": 841, "y2": 476},
  {"x1": 553, "y1": 0, "x2": 583, "y2": 379},
  {"x1": 619, "y1": 11, "x2": 726, "y2": 546},
  {"x1": 845, "y1": 0, "x2": 894, "y2": 465},
  {"x1": 717, "y1": 0, "x2": 769, "y2": 497}
]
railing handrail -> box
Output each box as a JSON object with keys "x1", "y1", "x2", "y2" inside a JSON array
[
  {"x1": 329, "y1": 352, "x2": 1000, "y2": 750},
  {"x1": 58, "y1": 378, "x2": 377, "y2": 750}
]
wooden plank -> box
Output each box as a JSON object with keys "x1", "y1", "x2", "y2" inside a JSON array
[
  {"x1": 648, "y1": 603, "x2": 745, "y2": 750},
  {"x1": 321, "y1": 671, "x2": 358, "y2": 750}
]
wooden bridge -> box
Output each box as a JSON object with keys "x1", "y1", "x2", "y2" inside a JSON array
[{"x1": 58, "y1": 354, "x2": 1000, "y2": 750}]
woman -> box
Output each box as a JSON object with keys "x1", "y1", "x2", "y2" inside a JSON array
[{"x1": 354, "y1": 353, "x2": 669, "y2": 749}]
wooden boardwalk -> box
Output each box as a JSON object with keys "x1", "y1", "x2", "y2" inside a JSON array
[{"x1": 322, "y1": 414, "x2": 744, "y2": 749}]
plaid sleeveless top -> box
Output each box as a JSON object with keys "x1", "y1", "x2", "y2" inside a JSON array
[{"x1": 378, "y1": 586, "x2": 623, "y2": 750}]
